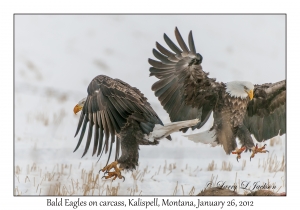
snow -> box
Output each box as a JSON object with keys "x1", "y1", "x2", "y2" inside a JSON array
[{"x1": 14, "y1": 15, "x2": 285, "y2": 196}]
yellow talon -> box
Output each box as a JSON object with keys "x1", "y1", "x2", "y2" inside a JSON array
[
  {"x1": 232, "y1": 146, "x2": 246, "y2": 162},
  {"x1": 250, "y1": 144, "x2": 269, "y2": 161},
  {"x1": 100, "y1": 161, "x2": 125, "y2": 181}
]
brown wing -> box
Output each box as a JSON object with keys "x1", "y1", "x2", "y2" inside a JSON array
[
  {"x1": 149, "y1": 27, "x2": 222, "y2": 131},
  {"x1": 73, "y1": 75, "x2": 163, "y2": 165},
  {"x1": 244, "y1": 80, "x2": 286, "y2": 141}
]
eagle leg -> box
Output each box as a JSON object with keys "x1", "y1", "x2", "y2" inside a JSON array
[
  {"x1": 231, "y1": 146, "x2": 246, "y2": 162},
  {"x1": 100, "y1": 161, "x2": 125, "y2": 182},
  {"x1": 250, "y1": 144, "x2": 269, "y2": 161}
]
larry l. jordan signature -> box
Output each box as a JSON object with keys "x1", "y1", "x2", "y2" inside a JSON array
[{"x1": 206, "y1": 181, "x2": 277, "y2": 191}]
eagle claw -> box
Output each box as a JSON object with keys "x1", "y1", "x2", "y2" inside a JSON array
[
  {"x1": 232, "y1": 146, "x2": 246, "y2": 162},
  {"x1": 250, "y1": 144, "x2": 269, "y2": 161},
  {"x1": 100, "y1": 161, "x2": 125, "y2": 181}
]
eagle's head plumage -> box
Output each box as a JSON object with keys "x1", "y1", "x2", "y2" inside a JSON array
[{"x1": 226, "y1": 81, "x2": 254, "y2": 100}]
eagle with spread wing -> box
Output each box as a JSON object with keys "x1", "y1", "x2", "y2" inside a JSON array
[
  {"x1": 149, "y1": 27, "x2": 286, "y2": 161},
  {"x1": 73, "y1": 75, "x2": 199, "y2": 180}
]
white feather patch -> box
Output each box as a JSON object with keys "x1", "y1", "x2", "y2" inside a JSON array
[
  {"x1": 144, "y1": 118, "x2": 200, "y2": 142},
  {"x1": 184, "y1": 129, "x2": 217, "y2": 147}
]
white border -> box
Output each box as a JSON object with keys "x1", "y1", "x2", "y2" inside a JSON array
[{"x1": 2, "y1": 0, "x2": 297, "y2": 208}]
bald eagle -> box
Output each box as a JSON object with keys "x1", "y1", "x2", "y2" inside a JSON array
[
  {"x1": 149, "y1": 27, "x2": 286, "y2": 160},
  {"x1": 73, "y1": 75, "x2": 199, "y2": 180}
]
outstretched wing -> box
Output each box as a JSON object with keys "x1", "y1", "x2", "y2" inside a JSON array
[
  {"x1": 149, "y1": 27, "x2": 221, "y2": 131},
  {"x1": 244, "y1": 80, "x2": 286, "y2": 142},
  {"x1": 74, "y1": 75, "x2": 163, "y2": 165}
]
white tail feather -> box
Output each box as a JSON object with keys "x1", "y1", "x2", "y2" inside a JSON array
[
  {"x1": 145, "y1": 118, "x2": 200, "y2": 141},
  {"x1": 184, "y1": 129, "x2": 217, "y2": 147}
]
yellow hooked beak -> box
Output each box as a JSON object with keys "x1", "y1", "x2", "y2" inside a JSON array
[
  {"x1": 247, "y1": 89, "x2": 254, "y2": 100},
  {"x1": 73, "y1": 104, "x2": 83, "y2": 114}
]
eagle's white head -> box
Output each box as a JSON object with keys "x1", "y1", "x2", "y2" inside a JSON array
[
  {"x1": 226, "y1": 81, "x2": 254, "y2": 100},
  {"x1": 73, "y1": 97, "x2": 87, "y2": 114}
]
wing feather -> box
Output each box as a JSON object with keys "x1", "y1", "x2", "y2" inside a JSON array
[
  {"x1": 149, "y1": 67, "x2": 174, "y2": 78},
  {"x1": 164, "y1": 33, "x2": 182, "y2": 54},
  {"x1": 82, "y1": 117, "x2": 93, "y2": 157},
  {"x1": 74, "y1": 115, "x2": 88, "y2": 152},
  {"x1": 156, "y1": 42, "x2": 176, "y2": 57},
  {"x1": 96, "y1": 111, "x2": 104, "y2": 157},
  {"x1": 115, "y1": 137, "x2": 121, "y2": 161},
  {"x1": 152, "y1": 75, "x2": 174, "y2": 93},
  {"x1": 152, "y1": 49, "x2": 175, "y2": 64},
  {"x1": 174, "y1": 27, "x2": 189, "y2": 54},
  {"x1": 92, "y1": 113, "x2": 99, "y2": 156},
  {"x1": 148, "y1": 58, "x2": 174, "y2": 69},
  {"x1": 74, "y1": 110, "x2": 85, "y2": 137},
  {"x1": 157, "y1": 79, "x2": 178, "y2": 102},
  {"x1": 188, "y1": 31, "x2": 196, "y2": 54},
  {"x1": 101, "y1": 111, "x2": 110, "y2": 153}
]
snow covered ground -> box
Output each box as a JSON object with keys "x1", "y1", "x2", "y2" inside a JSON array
[{"x1": 14, "y1": 15, "x2": 286, "y2": 196}]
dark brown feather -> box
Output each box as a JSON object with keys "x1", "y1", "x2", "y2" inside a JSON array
[
  {"x1": 188, "y1": 31, "x2": 196, "y2": 54},
  {"x1": 174, "y1": 27, "x2": 189, "y2": 53},
  {"x1": 163, "y1": 33, "x2": 182, "y2": 54},
  {"x1": 156, "y1": 41, "x2": 175, "y2": 57}
]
